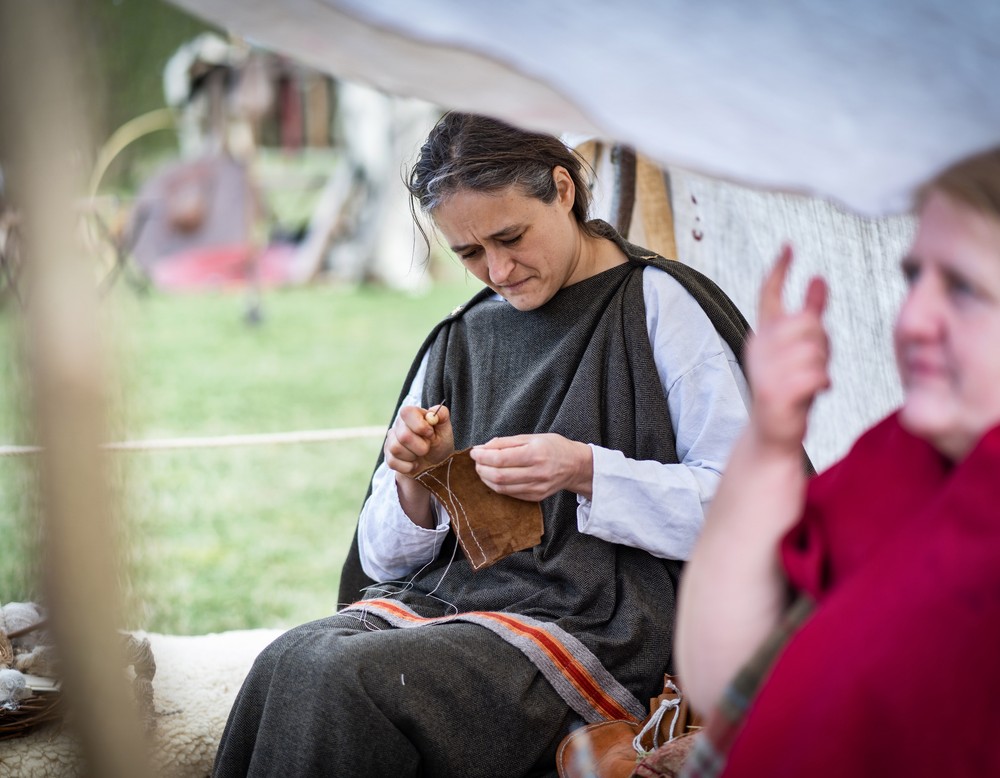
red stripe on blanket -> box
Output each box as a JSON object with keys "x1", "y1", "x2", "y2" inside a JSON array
[
  {"x1": 352, "y1": 598, "x2": 635, "y2": 722},
  {"x1": 481, "y1": 611, "x2": 636, "y2": 722}
]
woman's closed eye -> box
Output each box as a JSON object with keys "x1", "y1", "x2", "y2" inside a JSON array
[{"x1": 459, "y1": 235, "x2": 520, "y2": 259}]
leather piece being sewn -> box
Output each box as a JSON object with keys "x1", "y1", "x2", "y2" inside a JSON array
[{"x1": 413, "y1": 448, "x2": 543, "y2": 570}]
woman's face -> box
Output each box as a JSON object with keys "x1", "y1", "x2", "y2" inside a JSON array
[
  {"x1": 431, "y1": 167, "x2": 583, "y2": 311},
  {"x1": 894, "y1": 190, "x2": 1000, "y2": 460}
]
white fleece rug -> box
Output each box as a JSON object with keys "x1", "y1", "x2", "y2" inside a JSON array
[{"x1": 0, "y1": 628, "x2": 283, "y2": 778}]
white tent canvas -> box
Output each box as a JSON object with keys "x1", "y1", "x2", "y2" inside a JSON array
[
  {"x1": 168, "y1": 0, "x2": 1000, "y2": 214},
  {"x1": 167, "y1": 0, "x2": 996, "y2": 465}
]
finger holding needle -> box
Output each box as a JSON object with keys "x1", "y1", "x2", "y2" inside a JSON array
[
  {"x1": 424, "y1": 399, "x2": 446, "y2": 426},
  {"x1": 385, "y1": 398, "x2": 453, "y2": 528},
  {"x1": 418, "y1": 399, "x2": 454, "y2": 468},
  {"x1": 385, "y1": 399, "x2": 454, "y2": 480}
]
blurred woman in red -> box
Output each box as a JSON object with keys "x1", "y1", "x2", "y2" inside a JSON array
[{"x1": 677, "y1": 147, "x2": 1000, "y2": 776}]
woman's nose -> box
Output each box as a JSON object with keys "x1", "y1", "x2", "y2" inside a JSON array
[
  {"x1": 896, "y1": 275, "x2": 943, "y2": 341},
  {"x1": 486, "y1": 249, "x2": 514, "y2": 285}
]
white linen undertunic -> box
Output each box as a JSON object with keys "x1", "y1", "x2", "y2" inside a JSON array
[{"x1": 358, "y1": 265, "x2": 750, "y2": 582}]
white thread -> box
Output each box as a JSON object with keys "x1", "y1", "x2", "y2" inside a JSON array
[
  {"x1": 418, "y1": 457, "x2": 490, "y2": 568},
  {"x1": 421, "y1": 533, "x2": 459, "y2": 609},
  {"x1": 343, "y1": 606, "x2": 383, "y2": 632},
  {"x1": 631, "y1": 693, "x2": 682, "y2": 755},
  {"x1": 357, "y1": 528, "x2": 461, "y2": 618},
  {"x1": 0, "y1": 426, "x2": 386, "y2": 457},
  {"x1": 349, "y1": 454, "x2": 479, "y2": 621}
]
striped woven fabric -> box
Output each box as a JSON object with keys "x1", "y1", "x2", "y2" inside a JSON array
[{"x1": 341, "y1": 598, "x2": 647, "y2": 724}]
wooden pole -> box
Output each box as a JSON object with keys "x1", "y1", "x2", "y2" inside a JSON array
[
  {"x1": 636, "y1": 154, "x2": 678, "y2": 261},
  {"x1": 0, "y1": 2, "x2": 152, "y2": 775}
]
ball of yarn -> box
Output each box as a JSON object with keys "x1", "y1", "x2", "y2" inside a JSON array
[
  {"x1": 1, "y1": 602, "x2": 46, "y2": 650},
  {"x1": 0, "y1": 667, "x2": 28, "y2": 708},
  {"x1": 0, "y1": 602, "x2": 42, "y2": 635}
]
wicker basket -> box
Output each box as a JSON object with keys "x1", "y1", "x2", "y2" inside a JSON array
[
  {"x1": 0, "y1": 619, "x2": 155, "y2": 741},
  {"x1": 0, "y1": 619, "x2": 63, "y2": 741},
  {"x1": 0, "y1": 691, "x2": 64, "y2": 741}
]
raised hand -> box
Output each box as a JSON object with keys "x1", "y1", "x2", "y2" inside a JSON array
[
  {"x1": 747, "y1": 245, "x2": 831, "y2": 453},
  {"x1": 384, "y1": 403, "x2": 455, "y2": 477}
]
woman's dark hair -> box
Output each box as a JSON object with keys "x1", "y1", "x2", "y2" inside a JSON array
[{"x1": 407, "y1": 112, "x2": 598, "y2": 243}]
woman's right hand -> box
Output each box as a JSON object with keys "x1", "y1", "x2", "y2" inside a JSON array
[
  {"x1": 383, "y1": 404, "x2": 455, "y2": 528},
  {"x1": 747, "y1": 245, "x2": 831, "y2": 454},
  {"x1": 384, "y1": 404, "x2": 455, "y2": 477}
]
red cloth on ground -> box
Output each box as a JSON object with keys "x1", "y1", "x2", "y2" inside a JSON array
[{"x1": 723, "y1": 412, "x2": 1000, "y2": 776}]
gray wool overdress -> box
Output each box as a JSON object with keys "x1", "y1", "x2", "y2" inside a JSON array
[{"x1": 214, "y1": 221, "x2": 751, "y2": 778}]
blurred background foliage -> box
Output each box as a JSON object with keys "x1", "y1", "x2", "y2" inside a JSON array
[
  {"x1": 83, "y1": 0, "x2": 217, "y2": 189},
  {"x1": 0, "y1": 258, "x2": 472, "y2": 635},
  {"x1": 0, "y1": 0, "x2": 469, "y2": 634}
]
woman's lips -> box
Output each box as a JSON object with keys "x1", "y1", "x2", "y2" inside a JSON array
[
  {"x1": 903, "y1": 355, "x2": 947, "y2": 381},
  {"x1": 500, "y1": 279, "x2": 530, "y2": 293}
]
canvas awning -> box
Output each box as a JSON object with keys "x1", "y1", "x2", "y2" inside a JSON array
[{"x1": 167, "y1": 0, "x2": 1000, "y2": 216}]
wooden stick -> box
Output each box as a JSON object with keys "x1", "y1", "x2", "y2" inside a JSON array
[
  {"x1": 0, "y1": 2, "x2": 151, "y2": 774},
  {"x1": 6, "y1": 620, "x2": 49, "y2": 641},
  {"x1": 636, "y1": 155, "x2": 678, "y2": 261}
]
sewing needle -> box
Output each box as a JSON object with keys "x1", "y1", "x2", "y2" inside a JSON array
[{"x1": 424, "y1": 399, "x2": 447, "y2": 425}]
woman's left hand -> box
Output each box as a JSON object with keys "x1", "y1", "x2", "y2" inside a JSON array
[{"x1": 470, "y1": 433, "x2": 593, "y2": 501}]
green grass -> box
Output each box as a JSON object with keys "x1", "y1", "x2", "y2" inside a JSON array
[{"x1": 0, "y1": 275, "x2": 476, "y2": 634}]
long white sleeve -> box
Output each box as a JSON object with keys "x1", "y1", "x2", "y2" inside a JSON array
[
  {"x1": 356, "y1": 358, "x2": 451, "y2": 582},
  {"x1": 576, "y1": 266, "x2": 750, "y2": 561}
]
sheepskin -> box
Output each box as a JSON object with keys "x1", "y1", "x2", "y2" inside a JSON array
[{"x1": 0, "y1": 628, "x2": 282, "y2": 778}]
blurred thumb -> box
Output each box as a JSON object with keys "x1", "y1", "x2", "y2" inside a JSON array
[
  {"x1": 803, "y1": 276, "x2": 828, "y2": 317},
  {"x1": 758, "y1": 244, "x2": 793, "y2": 325}
]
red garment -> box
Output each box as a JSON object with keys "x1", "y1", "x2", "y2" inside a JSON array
[{"x1": 724, "y1": 413, "x2": 1000, "y2": 776}]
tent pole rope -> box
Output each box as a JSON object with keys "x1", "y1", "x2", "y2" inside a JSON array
[{"x1": 0, "y1": 425, "x2": 387, "y2": 457}]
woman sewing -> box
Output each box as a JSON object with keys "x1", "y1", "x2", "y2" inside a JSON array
[{"x1": 214, "y1": 112, "x2": 752, "y2": 777}]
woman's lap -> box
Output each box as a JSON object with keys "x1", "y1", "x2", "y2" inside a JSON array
[{"x1": 214, "y1": 612, "x2": 575, "y2": 777}]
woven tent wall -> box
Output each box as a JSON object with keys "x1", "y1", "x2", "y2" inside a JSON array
[
  {"x1": 670, "y1": 169, "x2": 912, "y2": 469},
  {"x1": 587, "y1": 153, "x2": 913, "y2": 470}
]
